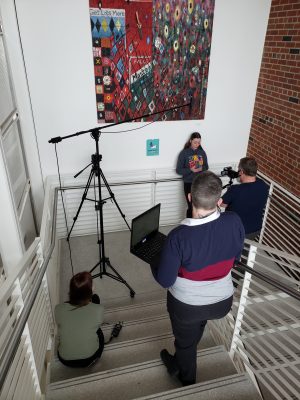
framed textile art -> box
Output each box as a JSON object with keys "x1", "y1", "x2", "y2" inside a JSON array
[{"x1": 89, "y1": 0, "x2": 215, "y2": 123}]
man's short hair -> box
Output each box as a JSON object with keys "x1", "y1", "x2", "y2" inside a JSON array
[
  {"x1": 238, "y1": 157, "x2": 258, "y2": 176},
  {"x1": 191, "y1": 171, "x2": 222, "y2": 210}
]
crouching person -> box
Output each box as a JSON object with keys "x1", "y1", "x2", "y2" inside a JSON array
[{"x1": 55, "y1": 271, "x2": 104, "y2": 368}]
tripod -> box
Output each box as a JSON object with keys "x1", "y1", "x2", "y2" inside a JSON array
[
  {"x1": 67, "y1": 130, "x2": 135, "y2": 297},
  {"x1": 49, "y1": 102, "x2": 191, "y2": 298},
  {"x1": 222, "y1": 176, "x2": 235, "y2": 190}
]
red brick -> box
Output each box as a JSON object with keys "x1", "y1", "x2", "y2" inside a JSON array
[{"x1": 247, "y1": 0, "x2": 300, "y2": 198}]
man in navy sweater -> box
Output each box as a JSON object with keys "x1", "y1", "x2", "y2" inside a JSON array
[{"x1": 151, "y1": 171, "x2": 244, "y2": 386}]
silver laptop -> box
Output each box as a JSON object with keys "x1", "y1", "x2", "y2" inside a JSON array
[{"x1": 130, "y1": 204, "x2": 166, "y2": 264}]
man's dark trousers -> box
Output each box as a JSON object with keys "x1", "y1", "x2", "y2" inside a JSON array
[{"x1": 167, "y1": 291, "x2": 233, "y2": 383}]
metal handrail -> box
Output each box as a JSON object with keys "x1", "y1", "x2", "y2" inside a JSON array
[
  {"x1": 59, "y1": 175, "x2": 300, "y2": 225},
  {"x1": 58, "y1": 177, "x2": 183, "y2": 190}
]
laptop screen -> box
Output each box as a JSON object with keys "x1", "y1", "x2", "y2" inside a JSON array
[{"x1": 131, "y1": 204, "x2": 161, "y2": 248}]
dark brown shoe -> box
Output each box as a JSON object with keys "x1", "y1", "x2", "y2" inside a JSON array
[{"x1": 160, "y1": 349, "x2": 179, "y2": 377}]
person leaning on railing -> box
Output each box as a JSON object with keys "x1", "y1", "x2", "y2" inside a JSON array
[
  {"x1": 220, "y1": 157, "x2": 269, "y2": 285},
  {"x1": 55, "y1": 271, "x2": 104, "y2": 368},
  {"x1": 220, "y1": 157, "x2": 269, "y2": 240}
]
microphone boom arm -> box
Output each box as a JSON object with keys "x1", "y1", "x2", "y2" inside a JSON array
[{"x1": 48, "y1": 102, "x2": 190, "y2": 144}]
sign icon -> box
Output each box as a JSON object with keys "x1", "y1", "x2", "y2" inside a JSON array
[{"x1": 146, "y1": 139, "x2": 159, "y2": 156}]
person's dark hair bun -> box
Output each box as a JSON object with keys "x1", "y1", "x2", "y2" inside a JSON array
[{"x1": 69, "y1": 271, "x2": 93, "y2": 306}]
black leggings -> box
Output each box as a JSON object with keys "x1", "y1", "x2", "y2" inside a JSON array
[
  {"x1": 58, "y1": 328, "x2": 104, "y2": 368},
  {"x1": 184, "y1": 182, "x2": 192, "y2": 218}
]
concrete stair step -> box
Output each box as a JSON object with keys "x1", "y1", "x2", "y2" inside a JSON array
[
  {"x1": 47, "y1": 346, "x2": 237, "y2": 400},
  {"x1": 50, "y1": 329, "x2": 216, "y2": 383},
  {"x1": 52, "y1": 292, "x2": 169, "y2": 379},
  {"x1": 52, "y1": 298, "x2": 169, "y2": 355},
  {"x1": 52, "y1": 314, "x2": 172, "y2": 362},
  {"x1": 102, "y1": 315, "x2": 171, "y2": 343},
  {"x1": 104, "y1": 299, "x2": 167, "y2": 324},
  {"x1": 136, "y1": 373, "x2": 261, "y2": 400},
  {"x1": 102, "y1": 289, "x2": 166, "y2": 310}
]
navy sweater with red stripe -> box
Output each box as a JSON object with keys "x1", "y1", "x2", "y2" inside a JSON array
[{"x1": 153, "y1": 211, "x2": 245, "y2": 289}]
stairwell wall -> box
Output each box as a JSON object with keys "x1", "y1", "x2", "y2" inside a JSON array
[
  {"x1": 3, "y1": 0, "x2": 271, "y2": 181},
  {"x1": 247, "y1": 0, "x2": 300, "y2": 197}
]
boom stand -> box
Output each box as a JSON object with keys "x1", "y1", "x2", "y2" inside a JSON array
[
  {"x1": 67, "y1": 130, "x2": 135, "y2": 297},
  {"x1": 49, "y1": 103, "x2": 191, "y2": 298}
]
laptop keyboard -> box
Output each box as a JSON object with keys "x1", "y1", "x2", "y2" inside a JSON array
[{"x1": 134, "y1": 233, "x2": 166, "y2": 264}]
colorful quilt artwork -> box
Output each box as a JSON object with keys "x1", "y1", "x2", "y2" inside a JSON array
[{"x1": 89, "y1": 0, "x2": 215, "y2": 122}]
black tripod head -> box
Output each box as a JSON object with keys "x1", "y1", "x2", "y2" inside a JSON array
[
  {"x1": 91, "y1": 153, "x2": 102, "y2": 176},
  {"x1": 221, "y1": 166, "x2": 239, "y2": 190},
  {"x1": 91, "y1": 153, "x2": 102, "y2": 164},
  {"x1": 222, "y1": 176, "x2": 235, "y2": 190}
]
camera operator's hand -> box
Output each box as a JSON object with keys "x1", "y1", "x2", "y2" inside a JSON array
[
  {"x1": 219, "y1": 201, "x2": 228, "y2": 209},
  {"x1": 190, "y1": 167, "x2": 202, "y2": 173}
]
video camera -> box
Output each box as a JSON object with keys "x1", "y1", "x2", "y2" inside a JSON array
[{"x1": 220, "y1": 166, "x2": 239, "y2": 180}]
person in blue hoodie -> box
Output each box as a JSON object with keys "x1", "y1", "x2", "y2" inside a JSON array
[{"x1": 176, "y1": 132, "x2": 209, "y2": 217}]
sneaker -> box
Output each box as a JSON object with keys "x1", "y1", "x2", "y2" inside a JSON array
[
  {"x1": 179, "y1": 375, "x2": 196, "y2": 386},
  {"x1": 91, "y1": 294, "x2": 100, "y2": 304},
  {"x1": 160, "y1": 349, "x2": 179, "y2": 377}
]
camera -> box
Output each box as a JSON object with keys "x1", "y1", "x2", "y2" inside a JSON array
[{"x1": 221, "y1": 166, "x2": 239, "y2": 180}]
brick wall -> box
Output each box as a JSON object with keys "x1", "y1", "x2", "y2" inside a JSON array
[{"x1": 247, "y1": 0, "x2": 300, "y2": 197}]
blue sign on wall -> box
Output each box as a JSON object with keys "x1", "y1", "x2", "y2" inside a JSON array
[{"x1": 146, "y1": 139, "x2": 159, "y2": 156}]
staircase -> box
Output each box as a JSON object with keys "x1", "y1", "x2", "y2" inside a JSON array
[
  {"x1": 2, "y1": 176, "x2": 299, "y2": 399},
  {"x1": 46, "y1": 290, "x2": 261, "y2": 400}
]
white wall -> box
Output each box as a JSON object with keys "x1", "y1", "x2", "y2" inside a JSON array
[
  {"x1": 0, "y1": 0, "x2": 45, "y2": 226},
  {"x1": 9, "y1": 0, "x2": 271, "y2": 179}
]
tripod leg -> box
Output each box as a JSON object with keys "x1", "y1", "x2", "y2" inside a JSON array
[
  {"x1": 90, "y1": 260, "x2": 101, "y2": 275},
  {"x1": 105, "y1": 258, "x2": 135, "y2": 297},
  {"x1": 99, "y1": 169, "x2": 131, "y2": 230},
  {"x1": 91, "y1": 260, "x2": 135, "y2": 296},
  {"x1": 67, "y1": 169, "x2": 95, "y2": 241}
]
